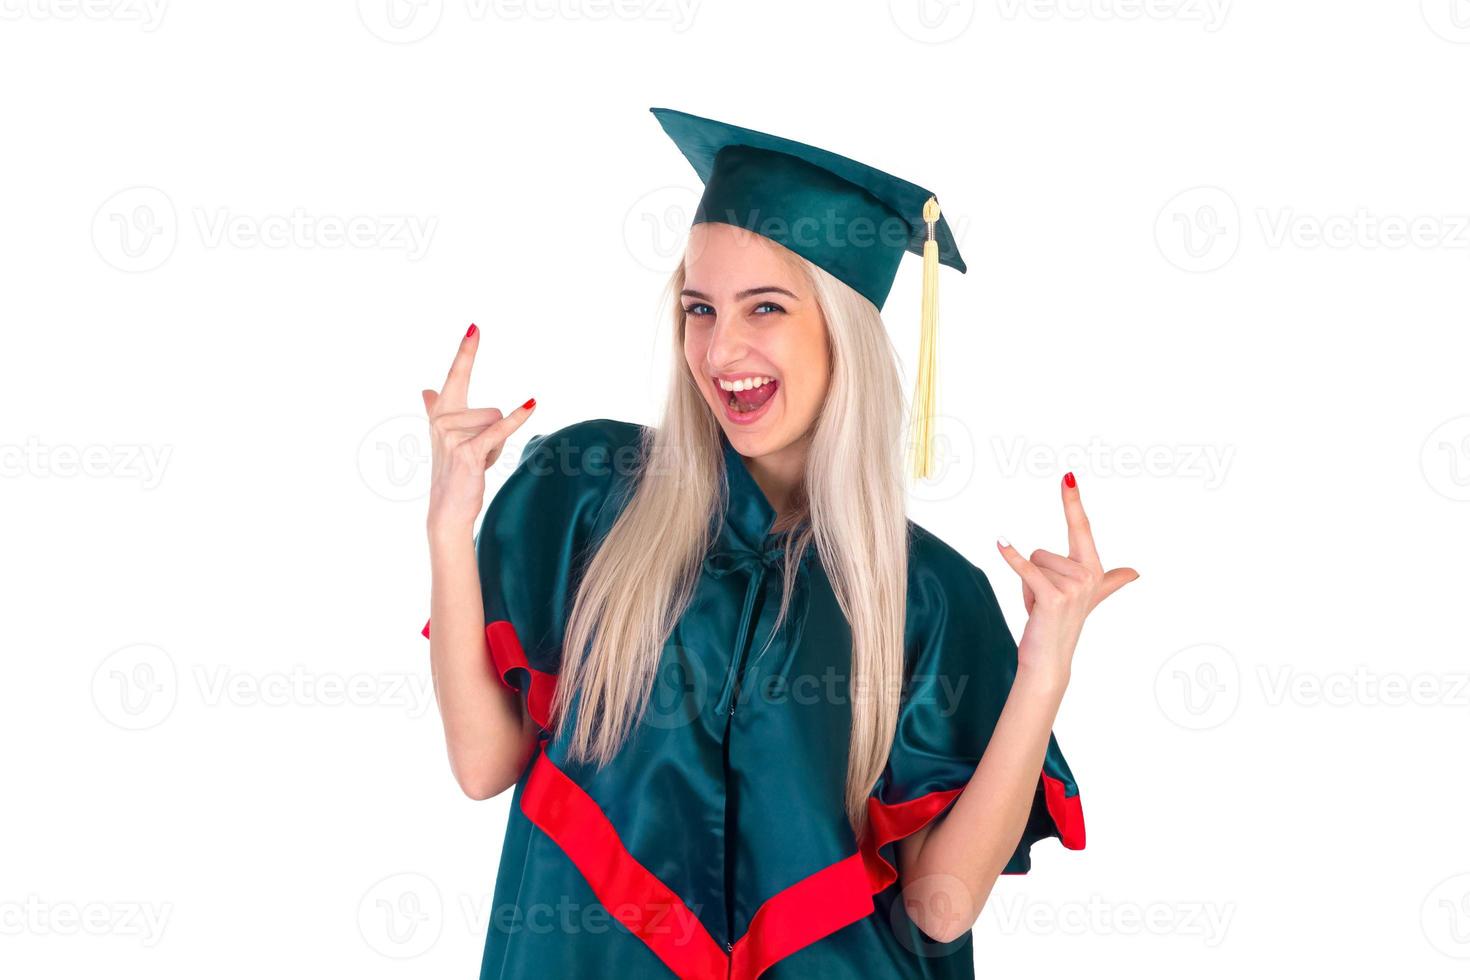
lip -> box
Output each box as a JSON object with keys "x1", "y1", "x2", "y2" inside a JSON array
[{"x1": 713, "y1": 375, "x2": 779, "y2": 427}]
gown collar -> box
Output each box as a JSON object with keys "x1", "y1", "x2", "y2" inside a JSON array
[{"x1": 716, "y1": 428, "x2": 813, "y2": 565}]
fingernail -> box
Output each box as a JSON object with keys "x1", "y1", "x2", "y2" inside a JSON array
[
  {"x1": 521, "y1": 397, "x2": 536, "y2": 410},
  {"x1": 996, "y1": 535, "x2": 1010, "y2": 549},
  {"x1": 1063, "y1": 471, "x2": 1076, "y2": 488},
  {"x1": 466, "y1": 324, "x2": 478, "y2": 338}
]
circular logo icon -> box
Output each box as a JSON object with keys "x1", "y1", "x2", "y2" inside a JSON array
[
  {"x1": 1422, "y1": 0, "x2": 1470, "y2": 43},
  {"x1": 641, "y1": 646, "x2": 712, "y2": 731},
  {"x1": 92, "y1": 186, "x2": 177, "y2": 273},
  {"x1": 1155, "y1": 186, "x2": 1240, "y2": 273},
  {"x1": 1421, "y1": 415, "x2": 1470, "y2": 502},
  {"x1": 357, "y1": 0, "x2": 443, "y2": 43},
  {"x1": 886, "y1": 870, "x2": 973, "y2": 957},
  {"x1": 905, "y1": 413, "x2": 977, "y2": 503},
  {"x1": 358, "y1": 872, "x2": 444, "y2": 958},
  {"x1": 359, "y1": 414, "x2": 432, "y2": 502},
  {"x1": 92, "y1": 643, "x2": 178, "y2": 731},
  {"x1": 889, "y1": 0, "x2": 976, "y2": 44},
  {"x1": 623, "y1": 185, "x2": 703, "y2": 273},
  {"x1": 1421, "y1": 872, "x2": 1470, "y2": 958},
  {"x1": 1154, "y1": 642, "x2": 1240, "y2": 731}
]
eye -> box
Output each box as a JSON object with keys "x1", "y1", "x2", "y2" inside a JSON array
[
  {"x1": 752, "y1": 301, "x2": 786, "y2": 315},
  {"x1": 683, "y1": 303, "x2": 714, "y2": 317}
]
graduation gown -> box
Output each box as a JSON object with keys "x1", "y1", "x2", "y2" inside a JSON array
[{"x1": 422, "y1": 417, "x2": 1085, "y2": 979}]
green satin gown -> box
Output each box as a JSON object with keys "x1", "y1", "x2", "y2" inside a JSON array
[{"x1": 422, "y1": 417, "x2": 1084, "y2": 979}]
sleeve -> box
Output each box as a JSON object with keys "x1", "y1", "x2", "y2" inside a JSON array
[
  {"x1": 863, "y1": 553, "x2": 1086, "y2": 886},
  {"x1": 420, "y1": 422, "x2": 628, "y2": 734}
]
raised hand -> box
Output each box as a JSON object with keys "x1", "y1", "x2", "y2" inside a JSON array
[
  {"x1": 994, "y1": 472, "x2": 1138, "y2": 683},
  {"x1": 422, "y1": 324, "x2": 536, "y2": 542}
]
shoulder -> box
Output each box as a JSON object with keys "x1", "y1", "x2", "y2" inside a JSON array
[
  {"x1": 905, "y1": 518, "x2": 994, "y2": 597},
  {"x1": 903, "y1": 518, "x2": 1007, "y2": 647},
  {"x1": 506, "y1": 417, "x2": 650, "y2": 507},
  {"x1": 493, "y1": 417, "x2": 648, "y2": 541},
  {"x1": 517, "y1": 416, "x2": 648, "y2": 478}
]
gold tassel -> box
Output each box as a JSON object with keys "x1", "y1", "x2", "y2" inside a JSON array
[{"x1": 908, "y1": 196, "x2": 941, "y2": 481}]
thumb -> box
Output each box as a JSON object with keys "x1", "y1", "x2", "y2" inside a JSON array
[
  {"x1": 1096, "y1": 566, "x2": 1140, "y2": 603},
  {"x1": 421, "y1": 388, "x2": 438, "y2": 415}
]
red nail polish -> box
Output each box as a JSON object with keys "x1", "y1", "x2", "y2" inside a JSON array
[
  {"x1": 521, "y1": 397, "x2": 536, "y2": 410},
  {"x1": 466, "y1": 324, "x2": 478, "y2": 338},
  {"x1": 1064, "y1": 471, "x2": 1076, "y2": 488}
]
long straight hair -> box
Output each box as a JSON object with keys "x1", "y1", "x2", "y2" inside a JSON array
[{"x1": 551, "y1": 241, "x2": 909, "y2": 839}]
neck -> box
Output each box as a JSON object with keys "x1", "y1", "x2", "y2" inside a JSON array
[{"x1": 740, "y1": 432, "x2": 810, "y2": 529}]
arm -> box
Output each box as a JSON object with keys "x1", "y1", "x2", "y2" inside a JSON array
[
  {"x1": 423, "y1": 323, "x2": 540, "y2": 801},
  {"x1": 428, "y1": 526, "x2": 537, "y2": 800},
  {"x1": 897, "y1": 471, "x2": 1137, "y2": 943},
  {"x1": 895, "y1": 663, "x2": 1068, "y2": 943}
]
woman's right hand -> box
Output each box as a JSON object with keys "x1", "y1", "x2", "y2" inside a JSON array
[{"x1": 422, "y1": 323, "x2": 536, "y2": 543}]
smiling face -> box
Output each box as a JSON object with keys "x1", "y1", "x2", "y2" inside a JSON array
[{"x1": 681, "y1": 222, "x2": 831, "y2": 460}]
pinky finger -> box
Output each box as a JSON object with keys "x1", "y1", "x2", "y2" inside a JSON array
[
  {"x1": 997, "y1": 536, "x2": 1058, "y2": 604},
  {"x1": 467, "y1": 396, "x2": 538, "y2": 460}
]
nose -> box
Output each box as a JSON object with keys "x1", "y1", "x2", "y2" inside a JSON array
[{"x1": 704, "y1": 311, "x2": 753, "y2": 372}]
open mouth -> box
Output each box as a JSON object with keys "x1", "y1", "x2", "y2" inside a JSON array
[{"x1": 716, "y1": 375, "x2": 779, "y2": 416}]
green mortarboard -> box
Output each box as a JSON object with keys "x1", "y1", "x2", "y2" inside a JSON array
[{"x1": 649, "y1": 105, "x2": 966, "y2": 479}]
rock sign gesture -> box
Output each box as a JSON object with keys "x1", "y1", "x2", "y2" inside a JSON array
[
  {"x1": 422, "y1": 324, "x2": 537, "y2": 539},
  {"x1": 996, "y1": 473, "x2": 1139, "y2": 683}
]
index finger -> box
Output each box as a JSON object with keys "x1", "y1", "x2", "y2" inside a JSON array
[
  {"x1": 439, "y1": 323, "x2": 479, "y2": 411},
  {"x1": 1061, "y1": 471, "x2": 1101, "y2": 569}
]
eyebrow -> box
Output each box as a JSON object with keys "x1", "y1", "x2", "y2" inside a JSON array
[{"x1": 681, "y1": 286, "x2": 800, "y2": 301}]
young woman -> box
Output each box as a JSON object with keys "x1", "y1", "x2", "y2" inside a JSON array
[{"x1": 421, "y1": 108, "x2": 1136, "y2": 980}]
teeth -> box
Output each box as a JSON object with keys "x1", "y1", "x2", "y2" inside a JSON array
[{"x1": 718, "y1": 376, "x2": 773, "y2": 392}]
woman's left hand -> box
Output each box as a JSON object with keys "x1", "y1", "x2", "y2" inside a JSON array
[{"x1": 995, "y1": 472, "x2": 1138, "y2": 685}]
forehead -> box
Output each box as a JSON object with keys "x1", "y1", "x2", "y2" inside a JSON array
[{"x1": 683, "y1": 222, "x2": 801, "y2": 291}]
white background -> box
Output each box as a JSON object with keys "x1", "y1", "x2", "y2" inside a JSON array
[{"x1": 3, "y1": 1, "x2": 1468, "y2": 977}]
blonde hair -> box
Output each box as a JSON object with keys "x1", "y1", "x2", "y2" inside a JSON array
[{"x1": 550, "y1": 239, "x2": 909, "y2": 840}]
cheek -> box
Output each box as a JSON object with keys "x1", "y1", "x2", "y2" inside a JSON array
[
  {"x1": 683, "y1": 328, "x2": 706, "y2": 373},
  {"x1": 794, "y1": 316, "x2": 830, "y2": 402}
]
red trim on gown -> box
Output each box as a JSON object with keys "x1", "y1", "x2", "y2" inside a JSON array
[{"x1": 423, "y1": 616, "x2": 1086, "y2": 978}]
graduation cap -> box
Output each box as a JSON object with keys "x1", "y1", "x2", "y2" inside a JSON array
[{"x1": 650, "y1": 106, "x2": 967, "y2": 481}]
